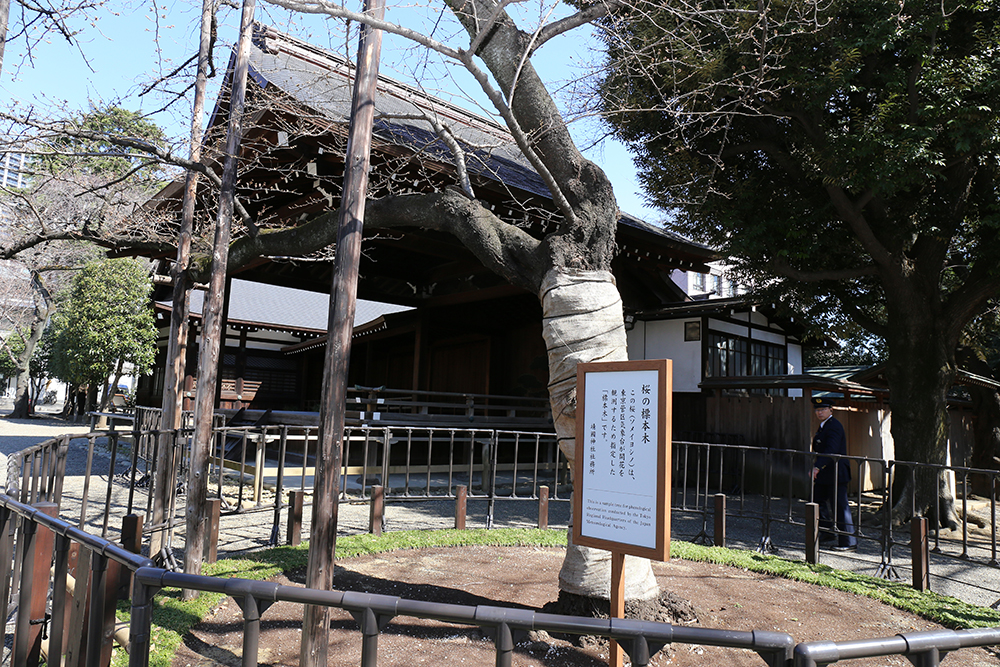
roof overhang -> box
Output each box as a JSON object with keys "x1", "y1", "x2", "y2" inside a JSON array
[{"x1": 698, "y1": 374, "x2": 887, "y2": 398}]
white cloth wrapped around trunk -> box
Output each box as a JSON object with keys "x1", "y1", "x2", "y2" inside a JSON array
[
  {"x1": 539, "y1": 268, "x2": 659, "y2": 601},
  {"x1": 540, "y1": 268, "x2": 628, "y2": 462}
]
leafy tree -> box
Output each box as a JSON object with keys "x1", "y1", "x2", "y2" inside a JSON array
[
  {"x1": 49, "y1": 257, "x2": 156, "y2": 413},
  {"x1": 39, "y1": 104, "x2": 169, "y2": 184},
  {"x1": 592, "y1": 1, "x2": 1000, "y2": 525},
  {"x1": 0, "y1": 105, "x2": 167, "y2": 417}
]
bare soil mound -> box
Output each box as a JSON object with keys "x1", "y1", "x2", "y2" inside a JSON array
[{"x1": 172, "y1": 546, "x2": 999, "y2": 667}]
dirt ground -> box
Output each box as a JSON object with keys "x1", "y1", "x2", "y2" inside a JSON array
[{"x1": 171, "y1": 546, "x2": 999, "y2": 667}]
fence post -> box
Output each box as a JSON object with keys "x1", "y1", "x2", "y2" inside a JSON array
[
  {"x1": 64, "y1": 546, "x2": 91, "y2": 667},
  {"x1": 805, "y1": 502, "x2": 820, "y2": 564},
  {"x1": 369, "y1": 485, "x2": 384, "y2": 536},
  {"x1": 0, "y1": 505, "x2": 16, "y2": 651},
  {"x1": 86, "y1": 551, "x2": 118, "y2": 667},
  {"x1": 128, "y1": 574, "x2": 158, "y2": 667},
  {"x1": 287, "y1": 490, "x2": 304, "y2": 546},
  {"x1": 48, "y1": 533, "x2": 71, "y2": 667},
  {"x1": 13, "y1": 501, "x2": 56, "y2": 667},
  {"x1": 455, "y1": 485, "x2": 467, "y2": 530},
  {"x1": 714, "y1": 493, "x2": 726, "y2": 547},
  {"x1": 538, "y1": 486, "x2": 549, "y2": 530},
  {"x1": 911, "y1": 516, "x2": 930, "y2": 591},
  {"x1": 205, "y1": 498, "x2": 221, "y2": 564},
  {"x1": 120, "y1": 514, "x2": 144, "y2": 598}
]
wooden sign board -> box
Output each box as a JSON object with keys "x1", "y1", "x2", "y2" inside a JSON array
[{"x1": 572, "y1": 359, "x2": 671, "y2": 561}]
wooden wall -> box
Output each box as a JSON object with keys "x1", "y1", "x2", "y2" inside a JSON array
[{"x1": 702, "y1": 394, "x2": 976, "y2": 494}]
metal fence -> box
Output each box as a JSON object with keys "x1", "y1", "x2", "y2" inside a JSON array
[
  {"x1": 4, "y1": 425, "x2": 1000, "y2": 666},
  {"x1": 4, "y1": 417, "x2": 568, "y2": 550},
  {"x1": 2, "y1": 478, "x2": 999, "y2": 667},
  {"x1": 671, "y1": 440, "x2": 1000, "y2": 586},
  {"x1": 7, "y1": 421, "x2": 1000, "y2": 599}
]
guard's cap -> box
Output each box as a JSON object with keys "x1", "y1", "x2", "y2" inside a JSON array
[{"x1": 811, "y1": 397, "x2": 833, "y2": 409}]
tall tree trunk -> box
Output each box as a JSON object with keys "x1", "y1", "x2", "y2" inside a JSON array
[
  {"x1": 10, "y1": 274, "x2": 53, "y2": 419},
  {"x1": 540, "y1": 268, "x2": 660, "y2": 600},
  {"x1": 885, "y1": 303, "x2": 959, "y2": 528}
]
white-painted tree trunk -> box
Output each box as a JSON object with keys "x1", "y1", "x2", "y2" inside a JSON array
[{"x1": 539, "y1": 268, "x2": 660, "y2": 601}]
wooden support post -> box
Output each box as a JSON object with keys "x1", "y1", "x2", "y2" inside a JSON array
[
  {"x1": 714, "y1": 493, "x2": 726, "y2": 547},
  {"x1": 64, "y1": 545, "x2": 90, "y2": 667},
  {"x1": 455, "y1": 485, "x2": 467, "y2": 530},
  {"x1": 120, "y1": 513, "x2": 143, "y2": 598},
  {"x1": 805, "y1": 502, "x2": 820, "y2": 565},
  {"x1": 538, "y1": 485, "x2": 549, "y2": 530},
  {"x1": 609, "y1": 550, "x2": 625, "y2": 667},
  {"x1": 183, "y1": 0, "x2": 257, "y2": 598},
  {"x1": 205, "y1": 498, "x2": 222, "y2": 564},
  {"x1": 911, "y1": 516, "x2": 930, "y2": 591},
  {"x1": 287, "y1": 490, "x2": 304, "y2": 547},
  {"x1": 102, "y1": 557, "x2": 121, "y2": 666},
  {"x1": 13, "y1": 502, "x2": 56, "y2": 667},
  {"x1": 369, "y1": 485, "x2": 384, "y2": 536},
  {"x1": 121, "y1": 513, "x2": 143, "y2": 554},
  {"x1": 302, "y1": 4, "x2": 385, "y2": 664},
  {"x1": 0, "y1": 506, "x2": 16, "y2": 644}
]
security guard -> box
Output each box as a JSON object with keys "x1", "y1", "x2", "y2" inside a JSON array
[{"x1": 812, "y1": 397, "x2": 857, "y2": 551}]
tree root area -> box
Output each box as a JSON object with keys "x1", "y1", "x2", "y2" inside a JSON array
[{"x1": 171, "y1": 546, "x2": 996, "y2": 667}]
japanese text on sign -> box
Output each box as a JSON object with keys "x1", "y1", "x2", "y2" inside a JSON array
[{"x1": 581, "y1": 368, "x2": 660, "y2": 550}]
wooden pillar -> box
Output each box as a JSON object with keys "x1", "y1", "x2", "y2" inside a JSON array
[
  {"x1": 537, "y1": 485, "x2": 549, "y2": 530},
  {"x1": 714, "y1": 493, "x2": 726, "y2": 547},
  {"x1": 120, "y1": 513, "x2": 143, "y2": 598},
  {"x1": 13, "y1": 502, "x2": 56, "y2": 667},
  {"x1": 369, "y1": 485, "x2": 384, "y2": 536},
  {"x1": 184, "y1": 0, "x2": 256, "y2": 597},
  {"x1": 911, "y1": 516, "x2": 930, "y2": 591},
  {"x1": 805, "y1": 502, "x2": 819, "y2": 564},
  {"x1": 287, "y1": 490, "x2": 304, "y2": 547},
  {"x1": 455, "y1": 485, "x2": 467, "y2": 530},
  {"x1": 205, "y1": 498, "x2": 222, "y2": 564},
  {"x1": 301, "y1": 3, "x2": 385, "y2": 665},
  {"x1": 149, "y1": 0, "x2": 214, "y2": 560}
]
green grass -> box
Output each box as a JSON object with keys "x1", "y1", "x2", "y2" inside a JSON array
[
  {"x1": 670, "y1": 541, "x2": 1000, "y2": 630},
  {"x1": 111, "y1": 529, "x2": 1000, "y2": 667}
]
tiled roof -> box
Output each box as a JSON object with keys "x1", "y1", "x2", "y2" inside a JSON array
[
  {"x1": 243, "y1": 24, "x2": 549, "y2": 198},
  {"x1": 241, "y1": 24, "x2": 716, "y2": 258}
]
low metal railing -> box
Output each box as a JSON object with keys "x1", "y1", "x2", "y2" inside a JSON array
[
  {"x1": 9, "y1": 423, "x2": 1000, "y2": 603},
  {"x1": 4, "y1": 420, "x2": 568, "y2": 555},
  {"x1": 0, "y1": 486, "x2": 802, "y2": 667},
  {"x1": 3, "y1": 482, "x2": 999, "y2": 667},
  {"x1": 672, "y1": 440, "x2": 1000, "y2": 587}
]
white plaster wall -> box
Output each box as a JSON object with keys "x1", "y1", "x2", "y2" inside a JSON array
[
  {"x1": 627, "y1": 320, "x2": 702, "y2": 393},
  {"x1": 707, "y1": 318, "x2": 748, "y2": 337},
  {"x1": 752, "y1": 328, "x2": 786, "y2": 345},
  {"x1": 787, "y1": 343, "x2": 803, "y2": 397}
]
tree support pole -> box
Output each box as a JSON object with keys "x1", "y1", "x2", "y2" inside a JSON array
[
  {"x1": 300, "y1": 2, "x2": 384, "y2": 664},
  {"x1": 150, "y1": 0, "x2": 216, "y2": 563},
  {"x1": 610, "y1": 550, "x2": 625, "y2": 667},
  {"x1": 183, "y1": 0, "x2": 256, "y2": 597}
]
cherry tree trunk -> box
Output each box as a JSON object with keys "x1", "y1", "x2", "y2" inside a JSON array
[{"x1": 539, "y1": 268, "x2": 660, "y2": 601}]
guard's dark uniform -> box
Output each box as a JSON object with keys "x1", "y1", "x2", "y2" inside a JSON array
[{"x1": 812, "y1": 399, "x2": 857, "y2": 548}]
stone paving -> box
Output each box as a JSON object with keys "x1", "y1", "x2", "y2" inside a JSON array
[{"x1": 2, "y1": 402, "x2": 1000, "y2": 611}]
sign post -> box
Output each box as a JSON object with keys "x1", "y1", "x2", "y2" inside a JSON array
[{"x1": 573, "y1": 359, "x2": 672, "y2": 667}]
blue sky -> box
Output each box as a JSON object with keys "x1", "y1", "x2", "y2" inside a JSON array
[{"x1": 0, "y1": 1, "x2": 661, "y2": 221}]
